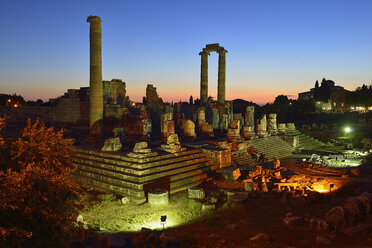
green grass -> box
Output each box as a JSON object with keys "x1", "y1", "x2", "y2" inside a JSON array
[{"x1": 79, "y1": 192, "x2": 210, "y2": 233}]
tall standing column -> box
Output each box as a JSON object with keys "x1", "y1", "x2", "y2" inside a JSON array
[
  {"x1": 87, "y1": 16, "x2": 103, "y2": 138},
  {"x1": 217, "y1": 49, "x2": 227, "y2": 104},
  {"x1": 199, "y1": 51, "x2": 209, "y2": 105}
]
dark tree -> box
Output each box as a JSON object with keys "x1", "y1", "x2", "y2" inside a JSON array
[
  {"x1": 274, "y1": 95, "x2": 289, "y2": 106},
  {"x1": 346, "y1": 84, "x2": 372, "y2": 107},
  {"x1": 313, "y1": 78, "x2": 331, "y2": 102},
  {"x1": 321, "y1": 77, "x2": 326, "y2": 86},
  {"x1": 189, "y1": 95, "x2": 193, "y2": 105}
]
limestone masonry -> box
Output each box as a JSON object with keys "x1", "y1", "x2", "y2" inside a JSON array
[
  {"x1": 19, "y1": 16, "x2": 325, "y2": 203},
  {"x1": 87, "y1": 16, "x2": 103, "y2": 139}
]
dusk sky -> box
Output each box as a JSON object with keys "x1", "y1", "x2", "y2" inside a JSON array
[{"x1": 1, "y1": 0, "x2": 372, "y2": 104}]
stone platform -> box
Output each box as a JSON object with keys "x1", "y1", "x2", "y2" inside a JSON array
[
  {"x1": 72, "y1": 147, "x2": 218, "y2": 204},
  {"x1": 231, "y1": 150, "x2": 260, "y2": 167},
  {"x1": 246, "y1": 136, "x2": 295, "y2": 161}
]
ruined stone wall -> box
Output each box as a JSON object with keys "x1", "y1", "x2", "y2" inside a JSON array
[
  {"x1": 207, "y1": 101, "x2": 233, "y2": 131},
  {"x1": 53, "y1": 95, "x2": 81, "y2": 123},
  {"x1": 201, "y1": 147, "x2": 231, "y2": 169},
  {"x1": 146, "y1": 84, "x2": 163, "y2": 107},
  {"x1": 22, "y1": 87, "x2": 90, "y2": 125},
  {"x1": 103, "y1": 79, "x2": 126, "y2": 106}
]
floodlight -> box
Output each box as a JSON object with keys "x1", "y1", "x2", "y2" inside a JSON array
[
  {"x1": 344, "y1": 127, "x2": 351, "y2": 133},
  {"x1": 160, "y1": 215, "x2": 167, "y2": 229},
  {"x1": 161, "y1": 215, "x2": 167, "y2": 223}
]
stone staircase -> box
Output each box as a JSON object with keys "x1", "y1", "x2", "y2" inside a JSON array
[
  {"x1": 231, "y1": 151, "x2": 260, "y2": 167},
  {"x1": 246, "y1": 136, "x2": 295, "y2": 161},
  {"x1": 72, "y1": 148, "x2": 218, "y2": 204},
  {"x1": 297, "y1": 133, "x2": 325, "y2": 150}
]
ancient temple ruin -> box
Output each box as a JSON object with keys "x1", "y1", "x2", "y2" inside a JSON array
[{"x1": 19, "y1": 16, "x2": 326, "y2": 204}]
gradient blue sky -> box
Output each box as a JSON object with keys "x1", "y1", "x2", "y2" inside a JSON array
[{"x1": 1, "y1": 0, "x2": 371, "y2": 104}]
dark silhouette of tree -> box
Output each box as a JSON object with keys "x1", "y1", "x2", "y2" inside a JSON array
[
  {"x1": 273, "y1": 95, "x2": 289, "y2": 122},
  {"x1": 189, "y1": 95, "x2": 193, "y2": 105},
  {"x1": 274, "y1": 95, "x2": 289, "y2": 106},
  {"x1": 320, "y1": 77, "x2": 328, "y2": 87},
  {"x1": 346, "y1": 84, "x2": 372, "y2": 107},
  {"x1": 314, "y1": 78, "x2": 331, "y2": 102},
  {"x1": 0, "y1": 94, "x2": 25, "y2": 106},
  {"x1": 262, "y1": 96, "x2": 315, "y2": 123},
  {"x1": 315, "y1": 80, "x2": 319, "y2": 89}
]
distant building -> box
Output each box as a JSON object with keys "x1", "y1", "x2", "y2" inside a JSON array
[
  {"x1": 298, "y1": 79, "x2": 349, "y2": 112},
  {"x1": 330, "y1": 89, "x2": 349, "y2": 112}
]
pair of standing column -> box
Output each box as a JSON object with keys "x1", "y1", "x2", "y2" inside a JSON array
[{"x1": 200, "y1": 49, "x2": 227, "y2": 104}]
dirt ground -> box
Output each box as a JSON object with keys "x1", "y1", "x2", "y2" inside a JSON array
[{"x1": 174, "y1": 159, "x2": 372, "y2": 248}]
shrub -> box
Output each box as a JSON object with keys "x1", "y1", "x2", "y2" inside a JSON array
[{"x1": 0, "y1": 118, "x2": 81, "y2": 247}]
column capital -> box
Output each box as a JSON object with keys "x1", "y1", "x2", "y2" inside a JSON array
[
  {"x1": 217, "y1": 49, "x2": 228, "y2": 55},
  {"x1": 87, "y1": 15, "x2": 101, "y2": 23},
  {"x1": 199, "y1": 51, "x2": 210, "y2": 56}
]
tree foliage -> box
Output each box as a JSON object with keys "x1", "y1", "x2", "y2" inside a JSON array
[
  {"x1": 0, "y1": 117, "x2": 81, "y2": 247},
  {"x1": 0, "y1": 166, "x2": 81, "y2": 247},
  {"x1": 346, "y1": 84, "x2": 372, "y2": 107},
  {"x1": 0, "y1": 94, "x2": 25, "y2": 106},
  {"x1": 0, "y1": 116, "x2": 6, "y2": 146},
  {"x1": 315, "y1": 80, "x2": 319, "y2": 89},
  {"x1": 11, "y1": 119, "x2": 74, "y2": 172},
  {"x1": 313, "y1": 78, "x2": 331, "y2": 102},
  {"x1": 262, "y1": 96, "x2": 315, "y2": 123}
]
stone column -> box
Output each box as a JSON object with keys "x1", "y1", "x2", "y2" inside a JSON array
[
  {"x1": 200, "y1": 51, "x2": 209, "y2": 105},
  {"x1": 197, "y1": 107, "x2": 206, "y2": 126},
  {"x1": 256, "y1": 114, "x2": 268, "y2": 138},
  {"x1": 87, "y1": 16, "x2": 103, "y2": 138},
  {"x1": 245, "y1": 106, "x2": 255, "y2": 128},
  {"x1": 184, "y1": 120, "x2": 196, "y2": 138},
  {"x1": 268, "y1": 113, "x2": 278, "y2": 135},
  {"x1": 217, "y1": 49, "x2": 227, "y2": 104},
  {"x1": 277, "y1": 123, "x2": 287, "y2": 134},
  {"x1": 243, "y1": 107, "x2": 255, "y2": 139},
  {"x1": 212, "y1": 108, "x2": 219, "y2": 129}
]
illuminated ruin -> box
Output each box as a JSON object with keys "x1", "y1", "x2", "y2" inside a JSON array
[{"x1": 3, "y1": 15, "x2": 372, "y2": 247}]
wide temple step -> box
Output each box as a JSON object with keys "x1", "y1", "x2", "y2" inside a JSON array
[
  {"x1": 72, "y1": 148, "x2": 217, "y2": 204},
  {"x1": 246, "y1": 136, "x2": 295, "y2": 161}
]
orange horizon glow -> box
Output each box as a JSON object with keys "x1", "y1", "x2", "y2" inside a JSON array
[{"x1": 22, "y1": 92, "x2": 294, "y2": 106}]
